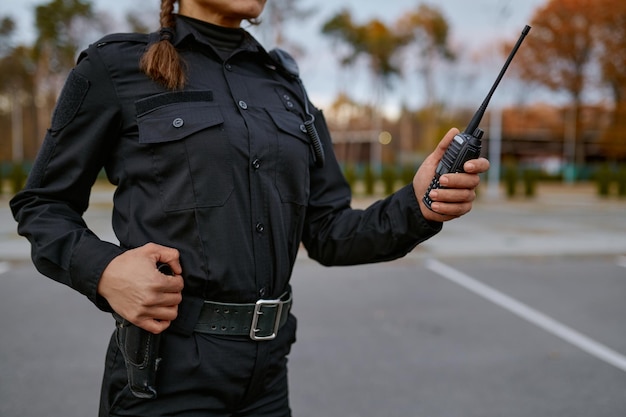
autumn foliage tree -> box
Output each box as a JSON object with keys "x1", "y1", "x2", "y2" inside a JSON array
[
  {"x1": 512, "y1": 0, "x2": 596, "y2": 167},
  {"x1": 511, "y1": 0, "x2": 626, "y2": 163},
  {"x1": 594, "y1": 0, "x2": 626, "y2": 160}
]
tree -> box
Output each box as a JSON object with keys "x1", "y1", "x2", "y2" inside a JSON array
[
  {"x1": 594, "y1": 0, "x2": 626, "y2": 160},
  {"x1": 0, "y1": 16, "x2": 16, "y2": 57},
  {"x1": 321, "y1": 10, "x2": 410, "y2": 115},
  {"x1": 254, "y1": 0, "x2": 315, "y2": 55},
  {"x1": 397, "y1": 4, "x2": 455, "y2": 109},
  {"x1": 32, "y1": 0, "x2": 101, "y2": 143},
  {"x1": 34, "y1": 0, "x2": 96, "y2": 75},
  {"x1": 511, "y1": 0, "x2": 597, "y2": 167},
  {"x1": 0, "y1": 1, "x2": 135, "y2": 163},
  {"x1": 321, "y1": 10, "x2": 411, "y2": 168},
  {"x1": 0, "y1": 16, "x2": 28, "y2": 92},
  {"x1": 322, "y1": 11, "x2": 409, "y2": 89},
  {"x1": 397, "y1": 4, "x2": 455, "y2": 150},
  {"x1": 0, "y1": 44, "x2": 36, "y2": 97},
  {"x1": 0, "y1": 16, "x2": 36, "y2": 164}
]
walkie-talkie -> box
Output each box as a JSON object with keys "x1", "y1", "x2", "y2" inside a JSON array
[{"x1": 423, "y1": 25, "x2": 531, "y2": 211}]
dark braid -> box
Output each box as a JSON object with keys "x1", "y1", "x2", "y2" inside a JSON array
[{"x1": 140, "y1": 0, "x2": 186, "y2": 90}]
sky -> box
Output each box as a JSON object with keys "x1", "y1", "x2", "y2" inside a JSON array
[{"x1": 1, "y1": 0, "x2": 550, "y2": 114}]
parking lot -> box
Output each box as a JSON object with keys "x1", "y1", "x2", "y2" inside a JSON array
[{"x1": 1, "y1": 184, "x2": 625, "y2": 416}]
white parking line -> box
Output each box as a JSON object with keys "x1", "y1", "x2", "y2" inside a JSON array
[
  {"x1": 426, "y1": 258, "x2": 626, "y2": 373},
  {"x1": 0, "y1": 262, "x2": 10, "y2": 275}
]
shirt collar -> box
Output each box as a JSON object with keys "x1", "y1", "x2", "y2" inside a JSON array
[{"x1": 171, "y1": 15, "x2": 266, "y2": 56}]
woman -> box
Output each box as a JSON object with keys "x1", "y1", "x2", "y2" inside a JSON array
[{"x1": 10, "y1": 0, "x2": 489, "y2": 415}]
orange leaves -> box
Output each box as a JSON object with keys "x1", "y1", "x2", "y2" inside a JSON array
[{"x1": 514, "y1": 0, "x2": 626, "y2": 103}]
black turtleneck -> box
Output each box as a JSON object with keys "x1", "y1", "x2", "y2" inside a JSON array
[{"x1": 177, "y1": 15, "x2": 245, "y2": 58}]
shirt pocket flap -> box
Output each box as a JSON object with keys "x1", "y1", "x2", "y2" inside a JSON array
[
  {"x1": 137, "y1": 102, "x2": 224, "y2": 144},
  {"x1": 266, "y1": 110, "x2": 310, "y2": 144}
]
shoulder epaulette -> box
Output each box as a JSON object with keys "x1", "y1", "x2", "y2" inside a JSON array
[
  {"x1": 78, "y1": 32, "x2": 151, "y2": 64},
  {"x1": 94, "y1": 32, "x2": 151, "y2": 48}
]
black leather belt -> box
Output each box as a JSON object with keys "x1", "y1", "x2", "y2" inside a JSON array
[{"x1": 194, "y1": 292, "x2": 292, "y2": 341}]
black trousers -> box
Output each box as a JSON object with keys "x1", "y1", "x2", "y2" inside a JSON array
[{"x1": 99, "y1": 314, "x2": 297, "y2": 417}]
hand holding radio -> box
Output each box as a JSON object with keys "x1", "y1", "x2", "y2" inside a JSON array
[
  {"x1": 414, "y1": 128, "x2": 489, "y2": 222},
  {"x1": 417, "y1": 25, "x2": 531, "y2": 221}
]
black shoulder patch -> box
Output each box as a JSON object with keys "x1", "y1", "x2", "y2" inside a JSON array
[{"x1": 50, "y1": 70, "x2": 90, "y2": 132}]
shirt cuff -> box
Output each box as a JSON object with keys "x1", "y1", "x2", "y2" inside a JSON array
[
  {"x1": 403, "y1": 183, "x2": 443, "y2": 235},
  {"x1": 69, "y1": 235, "x2": 124, "y2": 312}
]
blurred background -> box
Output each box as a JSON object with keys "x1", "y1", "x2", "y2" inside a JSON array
[{"x1": 0, "y1": 0, "x2": 625, "y2": 200}]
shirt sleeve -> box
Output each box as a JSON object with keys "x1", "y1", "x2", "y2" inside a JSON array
[
  {"x1": 10, "y1": 44, "x2": 124, "y2": 311},
  {"x1": 302, "y1": 109, "x2": 443, "y2": 266}
]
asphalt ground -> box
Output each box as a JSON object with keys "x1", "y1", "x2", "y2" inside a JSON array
[{"x1": 1, "y1": 183, "x2": 625, "y2": 416}]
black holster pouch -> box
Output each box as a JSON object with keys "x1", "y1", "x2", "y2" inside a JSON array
[{"x1": 113, "y1": 313, "x2": 162, "y2": 399}]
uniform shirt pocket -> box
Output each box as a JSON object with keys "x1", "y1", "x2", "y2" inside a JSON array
[
  {"x1": 136, "y1": 99, "x2": 233, "y2": 211},
  {"x1": 266, "y1": 109, "x2": 311, "y2": 205}
]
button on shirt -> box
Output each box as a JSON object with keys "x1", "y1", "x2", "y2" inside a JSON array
[{"x1": 10, "y1": 17, "x2": 442, "y2": 331}]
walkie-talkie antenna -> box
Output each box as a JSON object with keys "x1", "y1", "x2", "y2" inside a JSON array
[
  {"x1": 422, "y1": 25, "x2": 531, "y2": 212},
  {"x1": 464, "y1": 25, "x2": 531, "y2": 136}
]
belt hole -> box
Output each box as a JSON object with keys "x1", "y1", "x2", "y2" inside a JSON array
[
  {"x1": 221, "y1": 326, "x2": 227, "y2": 331},
  {"x1": 214, "y1": 308, "x2": 220, "y2": 313},
  {"x1": 224, "y1": 309, "x2": 230, "y2": 314},
  {"x1": 211, "y1": 325, "x2": 217, "y2": 330}
]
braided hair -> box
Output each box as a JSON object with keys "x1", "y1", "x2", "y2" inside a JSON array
[{"x1": 140, "y1": 0, "x2": 186, "y2": 90}]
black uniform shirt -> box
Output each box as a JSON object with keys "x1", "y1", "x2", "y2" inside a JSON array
[{"x1": 10, "y1": 17, "x2": 442, "y2": 333}]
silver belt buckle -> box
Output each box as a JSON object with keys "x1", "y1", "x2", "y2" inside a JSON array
[{"x1": 249, "y1": 298, "x2": 283, "y2": 341}]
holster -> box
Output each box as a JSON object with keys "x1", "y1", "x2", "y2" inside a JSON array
[{"x1": 113, "y1": 313, "x2": 162, "y2": 399}]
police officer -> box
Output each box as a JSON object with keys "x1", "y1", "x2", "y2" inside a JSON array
[{"x1": 10, "y1": 0, "x2": 489, "y2": 416}]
